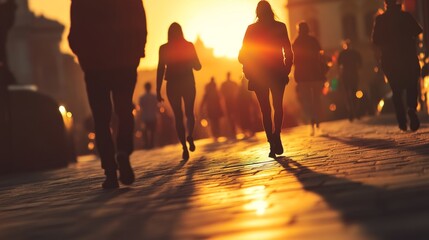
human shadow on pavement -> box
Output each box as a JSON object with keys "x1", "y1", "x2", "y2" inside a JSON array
[
  {"x1": 276, "y1": 157, "x2": 429, "y2": 240},
  {"x1": 324, "y1": 135, "x2": 429, "y2": 157},
  {"x1": 107, "y1": 157, "x2": 206, "y2": 239}
]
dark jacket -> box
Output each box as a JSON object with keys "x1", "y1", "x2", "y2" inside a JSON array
[
  {"x1": 372, "y1": 4, "x2": 422, "y2": 77},
  {"x1": 68, "y1": 0, "x2": 147, "y2": 71},
  {"x1": 239, "y1": 20, "x2": 293, "y2": 89},
  {"x1": 338, "y1": 48, "x2": 362, "y2": 84},
  {"x1": 292, "y1": 34, "x2": 325, "y2": 83},
  {"x1": 158, "y1": 40, "x2": 200, "y2": 83}
]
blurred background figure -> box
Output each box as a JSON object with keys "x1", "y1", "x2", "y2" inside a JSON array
[
  {"x1": 372, "y1": 0, "x2": 423, "y2": 131},
  {"x1": 236, "y1": 78, "x2": 257, "y2": 138},
  {"x1": 0, "y1": 0, "x2": 17, "y2": 87},
  {"x1": 239, "y1": 1, "x2": 293, "y2": 158},
  {"x1": 220, "y1": 72, "x2": 239, "y2": 139},
  {"x1": 138, "y1": 82, "x2": 158, "y2": 149},
  {"x1": 157, "y1": 22, "x2": 201, "y2": 161},
  {"x1": 292, "y1": 21, "x2": 326, "y2": 136},
  {"x1": 200, "y1": 77, "x2": 223, "y2": 141},
  {"x1": 338, "y1": 39, "x2": 363, "y2": 122}
]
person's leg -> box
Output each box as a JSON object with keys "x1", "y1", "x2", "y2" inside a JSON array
[
  {"x1": 84, "y1": 70, "x2": 118, "y2": 188},
  {"x1": 111, "y1": 68, "x2": 137, "y2": 185},
  {"x1": 142, "y1": 122, "x2": 149, "y2": 149},
  {"x1": 183, "y1": 84, "x2": 196, "y2": 151},
  {"x1": 167, "y1": 83, "x2": 188, "y2": 159},
  {"x1": 271, "y1": 83, "x2": 286, "y2": 154},
  {"x1": 254, "y1": 87, "x2": 272, "y2": 140},
  {"x1": 406, "y1": 75, "x2": 420, "y2": 131},
  {"x1": 147, "y1": 121, "x2": 156, "y2": 149},
  {"x1": 390, "y1": 82, "x2": 407, "y2": 131},
  {"x1": 313, "y1": 82, "x2": 323, "y2": 127}
]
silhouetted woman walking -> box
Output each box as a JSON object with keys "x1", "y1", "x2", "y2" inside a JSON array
[
  {"x1": 157, "y1": 23, "x2": 201, "y2": 160},
  {"x1": 239, "y1": 1, "x2": 293, "y2": 158}
]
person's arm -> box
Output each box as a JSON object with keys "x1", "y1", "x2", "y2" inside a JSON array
[
  {"x1": 137, "y1": 0, "x2": 148, "y2": 58},
  {"x1": 282, "y1": 23, "x2": 294, "y2": 75},
  {"x1": 191, "y1": 44, "x2": 202, "y2": 71},
  {"x1": 156, "y1": 46, "x2": 166, "y2": 102},
  {"x1": 406, "y1": 12, "x2": 423, "y2": 38},
  {"x1": 238, "y1": 27, "x2": 251, "y2": 65},
  {"x1": 372, "y1": 16, "x2": 383, "y2": 47}
]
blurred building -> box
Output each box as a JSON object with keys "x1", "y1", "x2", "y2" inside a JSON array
[{"x1": 7, "y1": 0, "x2": 89, "y2": 122}]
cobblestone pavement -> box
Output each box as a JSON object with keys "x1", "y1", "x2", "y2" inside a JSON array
[{"x1": 1, "y1": 115, "x2": 429, "y2": 240}]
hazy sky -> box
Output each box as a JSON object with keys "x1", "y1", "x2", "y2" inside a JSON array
[{"x1": 29, "y1": 0, "x2": 288, "y2": 69}]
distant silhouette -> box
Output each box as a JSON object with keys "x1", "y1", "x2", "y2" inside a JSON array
[
  {"x1": 220, "y1": 72, "x2": 239, "y2": 139},
  {"x1": 372, "y1": 0, "x2": 423, "y2": 131},
  {"x1": 0, "y1": 0, "x2": 16, "y2": 86},
  {"x1": 239, "y1": 1, "x2": 293, "y2": 158},
  {"x1": 292, "y1": 22, "x2": 326, "y2": 135},
  {"x1": 68, "y1": 0, "x2": 147, "y2": 189},
  {"x1": 138, "y1": 82, "x2": 158, "y2": 149},
  {"x1": 338, "y1": 39, "x2": 363, "y2": 121},
  {"x1": 156, "y1": 22, "x2": 201, "y2": 160},
  {"x1": 200, "y1": 77, "x2": 223, "y2": 141},
  {"x1": 236, "y1": 78, "x2": 257, "y2": 137}
]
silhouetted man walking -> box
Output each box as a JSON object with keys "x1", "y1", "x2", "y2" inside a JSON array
[
  {"x1": 220, "y1": 72, "x2": 239, "y2": 139},
  {"x1": 338, "y1": 40, "x2": 362, "y2": 121},
  {"x1": 69, "y1": 0, "x2": 147, "y2": 188},
  {"x1": 372, "y1": 0, "x2": 423, "y2": 131}
]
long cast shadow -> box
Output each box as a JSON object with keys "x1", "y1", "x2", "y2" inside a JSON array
[
  {"x1": 276, "y1": 157, "x2": 429, "y2": 240},
  {"x1": 324, "y1": 135, "x2": 429, "y2": 157}
]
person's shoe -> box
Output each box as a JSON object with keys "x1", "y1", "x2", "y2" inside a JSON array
[
  {"x1": 268, "y1": 139, "x2": 276, "y2": 158},
  {"x1": 408, "y1": 110, "x2": 420, "y2": 132},
  {"x1": 398, "y1": 121, "x2": 408, "y2": 131},
  {"x1": 187, "y1": 136, "x2": 196, "y2": 152},
  {"x1": 273, "y1": 133, "x2": 283, "y2": 155},
  {"x1": 102, "y1": 170, "x2": 119, "y2": 189},
  {"x1": 116, "y1": 153, "x2": 135, "y2": 185},
  {"x1": 182, "y1": 148, "x2": 190, "y2": 160}
]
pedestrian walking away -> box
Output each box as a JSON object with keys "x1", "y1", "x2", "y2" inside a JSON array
[{"x1": 68, "y1": 0, "x2": 147, "y2": 189}]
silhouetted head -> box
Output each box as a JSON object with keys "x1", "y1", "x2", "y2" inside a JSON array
[
  {"x1": 168, "y1": 22, "x2": 185, "y2": 42},
  {"x1": 256, "y1": 1, "x2": 275, "y2": 22},
  {"x1": 385, "y1": 0, "x2": 398, "y2": 5},
  {"x1": 226, "y1": 72, "x2": 231, "y2": 80},
  {"x1": 210, "y1": 77, "x2": 215, "y2": 83},
  {"x1": 144, "y1": 82, "x2": 152, "y2": 92},
  {"x1": 297, "y1": 22, "x2": 310, "y2": 35}
]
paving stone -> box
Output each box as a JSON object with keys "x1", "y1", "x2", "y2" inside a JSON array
[{"x1": 1, "y1": 115, "x2": 429, "y2": 239}]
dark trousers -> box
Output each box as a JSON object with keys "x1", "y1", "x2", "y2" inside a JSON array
[
  {"x1": 84, "y1": 68, "x2": 136, "y2": 171},
  {"x1": 254, "y1": 83, "x2": 286, "y2": 140},
  {"x1": 387, "y1": 76, "x2": 419, "y2": 124}
]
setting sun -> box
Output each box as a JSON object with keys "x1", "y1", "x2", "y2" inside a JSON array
[{"x1": 29, "y1": 0, "x2": 288, "y2": 68}]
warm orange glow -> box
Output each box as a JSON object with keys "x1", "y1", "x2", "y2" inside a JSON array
[
  {"x1": 88, "y1": 142, "x2": 95, "y2": 151},
  {"x1": 243, "y1": 186, "x2": 268, "y2": 216},
  {"x1": 29, "y1": 0, "x2": 288, "y2": 68},
  {"x1": 135, "y1": 130, "x2": 143, "y2": 138},
  {"x1": 355, "y1": 90, "x2": 364, "y2": 99},
  {"x1": 200, "y1": 119, "x2": 209, "y2": 127},
  {"x1": 329, "y1": 104, "x2": 337, "y2": 112},
  {"x1": 88, "y1": 132, "x2": 96, "y2": 140},
  {"x1": 160, "y1": 107, "x2": 166, "y2": 113},
  {"x1": 59, "y1": 105, "x2": 66, "y2": 115},
  {"x1": 377, "y1": 99, "x2": 385, "y2": 113},
  {"x1": 66, "y1": 112, "x2": 73, "y2": 118}
]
